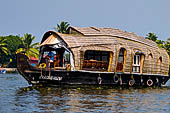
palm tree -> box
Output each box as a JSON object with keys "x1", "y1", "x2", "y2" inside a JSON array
[
  {"x1": 145, "y1": 33, "x2": 158, "y2": 42},
  {"x1": 53, "y1": 21, "x2": 70, "y2": 33},
  {"x1": 17, "y1": 33, "x2": 40, "y2": 58},
  {"x1": 145, "y1": 33, "x2": 165, "y2": 48},
  {"x1": 0, "y1": 37, "x2": 8, "y2": 57}
]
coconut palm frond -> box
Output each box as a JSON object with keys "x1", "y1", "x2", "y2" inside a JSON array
[
  {"x1": 1, "y1": 47, "x2": 8, "y2": 55},
  {"x1": 54, "y1": 21, "x2": 70, "y2": 33},
  {"x1": 17, "y1": 33, "x2": 40, "y2": 58}
]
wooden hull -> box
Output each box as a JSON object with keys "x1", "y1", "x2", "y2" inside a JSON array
[{"x1": 17, "y1": 53, "x2": 170, "y2": 87}]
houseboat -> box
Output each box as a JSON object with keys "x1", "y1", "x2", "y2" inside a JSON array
[{"x1": 16, "y1": 27, "x2": 170, "y2": 86}]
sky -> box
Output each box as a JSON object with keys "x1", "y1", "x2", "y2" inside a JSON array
[{"x1": 0, "y1": 0, "x2": 170, "y2": 42}]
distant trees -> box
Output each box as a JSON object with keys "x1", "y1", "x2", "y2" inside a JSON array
[
  {"x1": 145, "y1": 32, "x2": 170, "y2": 56},
  {"x1": 0, "y1": 37, "x2": 8, "y2": 56},
  {"x1": 0, "y1": 34, "x2": 39, "y2": 67},
  {"x1": 0, "y1": 35, "x2": 21, "y2": 67},
  {"x1": 53, "y1": 21, "x2": 70, "y2": 33}
]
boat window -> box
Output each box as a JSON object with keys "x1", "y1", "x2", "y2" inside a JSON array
[
  {"x1": 133, "y1": 54, "x2": 141, "y2": 73},
  {"x1": 83, "y1": 50, "x2": 110, "y2": 71},
  {"x1": 148, "y1": 53, "x2": 153, "y2": 73},
  {"x1": 116, "y1": 48, "x2": 127, "y2": 72},
  {"x1": 157, "y1": 57, "x2": 162, "y2": 74}
]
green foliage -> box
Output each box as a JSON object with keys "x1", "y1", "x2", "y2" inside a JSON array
[
  {"x1": 0, "y1": 35, "x2": 21, "y2": 67},
  {"x1": 0, "y1": 34, "x2": 40, "y2": 67},
  {"x1": 0, "y1": 37, "x2": 8, "y2": 56},
  {"x1": 17, "y1": 33, "x2": 40, "y2": 58},
  {"x1": 145, "y1": 33, "x2": 158, "y2": 42},
  {"x1": 145, "y1": 33, "x2": 170, "y2": 60},
  {"x1": 155, "y1": 40, "x2": 165, "y2": 48},
  {"x1": 164, "y1": 38, "x2": 170, "y2": 56},
  {"x1": 54, "y1": 21, "x2": 70, "y2": 33},
  {"x1": 145, "y1": 33, "x2": 166, "y2": 48}
]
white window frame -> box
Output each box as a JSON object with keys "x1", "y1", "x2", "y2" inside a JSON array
[{"x1": 133, "y1": 55, "x2": 140, "y2": 73}]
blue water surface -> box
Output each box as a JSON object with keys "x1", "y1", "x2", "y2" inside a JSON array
[{"x1": 0, "y1": 73, "x2": 170, "y2": 113}]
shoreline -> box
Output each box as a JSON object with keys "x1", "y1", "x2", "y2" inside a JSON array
[{"x1": 3, "y1": 68, "x2": 17, "y2": 73}]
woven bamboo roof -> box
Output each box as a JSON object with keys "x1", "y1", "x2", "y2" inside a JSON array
[
  {"x1": 40, "y1": 34, "x2": 60, "y2": 46},
  {"x1": 68, "y1": 27, "x2": 157, "y2": 47},
  {"x1": 41, "y1": 26, "x2": 158, "y2": 49},
  {"x1": 58, "y1": 33, "x2": 118, "y2": 48}
]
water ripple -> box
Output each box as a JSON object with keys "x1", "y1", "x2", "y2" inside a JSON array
[{"x1": 0, "y1": 74, "x2": 170, "y2": 113}]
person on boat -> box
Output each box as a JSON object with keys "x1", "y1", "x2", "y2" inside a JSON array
[
  {"x1": 47, "y1": 50, "x2": 54, "y2": 62},
  {"x1": 46, "y1": 50, "x2": 55, "y2": 68}
]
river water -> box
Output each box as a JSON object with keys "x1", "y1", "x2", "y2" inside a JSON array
[{"x1": 0, "y1": 73, "x2": 170, "y2": 113}]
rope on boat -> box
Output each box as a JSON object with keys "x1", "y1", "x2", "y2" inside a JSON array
[
  {"x1": 98, "y1": 74, "x2": 102, "y2": 84},
  {"x1": 113, "y1": 74, "x2": 119, "y2": 83},
  {"x1": 66, "y1": 64, "x2": 71, "y2": 71},
  {"x1": 156, "y1": 77, "x2": 159, "y2": 84},
  {"x1": 39, "y1": 63, "x2": 46, "y2": 68},
  {"x1": 98, "y1": 77, "x2": 102, "y2": 85},
  {"x1": 48, "y1": 69, "x2": 51, "y2": 79},
  {"x1": 41, "y1": 68, "x2": 42, "y2": 77},
  {"x1": 39, "y1": 63, "x2": 46, "y2": 77}
]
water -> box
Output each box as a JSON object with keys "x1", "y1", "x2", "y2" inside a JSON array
[{"x1": 0, "y1": 74, "x2": 170, "y2": 113}]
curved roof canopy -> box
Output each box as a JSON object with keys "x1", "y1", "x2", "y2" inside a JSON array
[
  {"x1": 40, "y1": 34, "x2": 60, "y2": 46},
  {"x1": 40, "y1": 26, "x2": 158, "y2": 48}
]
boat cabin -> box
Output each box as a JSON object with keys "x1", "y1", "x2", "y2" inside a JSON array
[{"x1": 39, "y1": 27, "x2": 169, "y2": 76}]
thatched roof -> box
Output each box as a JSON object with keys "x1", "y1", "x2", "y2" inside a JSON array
[
  {"x1": 40, "y1": 34, "x2": 60, "y2": 46},
  {"x1": 68, "y1": 27, "x2": 157, "y2": 47},
  {"x1": 41, "y1": 26, "x2": 158, "y2": 49}
]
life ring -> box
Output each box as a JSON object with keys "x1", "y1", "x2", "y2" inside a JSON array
[
  {"x1": 113, "y1": 75, "x2": 119, "y2": 83},
  {"x1": 39, "y1": 63, "x2": 46, "y2": 68},
  {"x1": 129, "y1": 80, "x2": 135, "y2": 86},
  {"x1": 66, "y1": 64, "x2": 71, "y2": 71},
  {"x1": 98, "y1": 76, "x2": 102, "y2": 84},
  {"x1": 147, "y1": 79, "x2": 153, "y2": 87}
]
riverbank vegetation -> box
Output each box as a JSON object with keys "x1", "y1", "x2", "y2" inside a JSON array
[{"x1": 0, "y1": 34, "x2": 40, "y2": 68}]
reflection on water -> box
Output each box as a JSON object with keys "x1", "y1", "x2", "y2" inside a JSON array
[
  {"x1": 15, "y1": 86, "x2": 170, "y2": 113},
  {"x1": 0, "y1": 74, "x2": 170, "y2": 113}
]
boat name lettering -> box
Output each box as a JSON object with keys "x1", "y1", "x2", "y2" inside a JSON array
[{"x1": 39, "y1": 76, "x2": 62, "y2": 81}]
